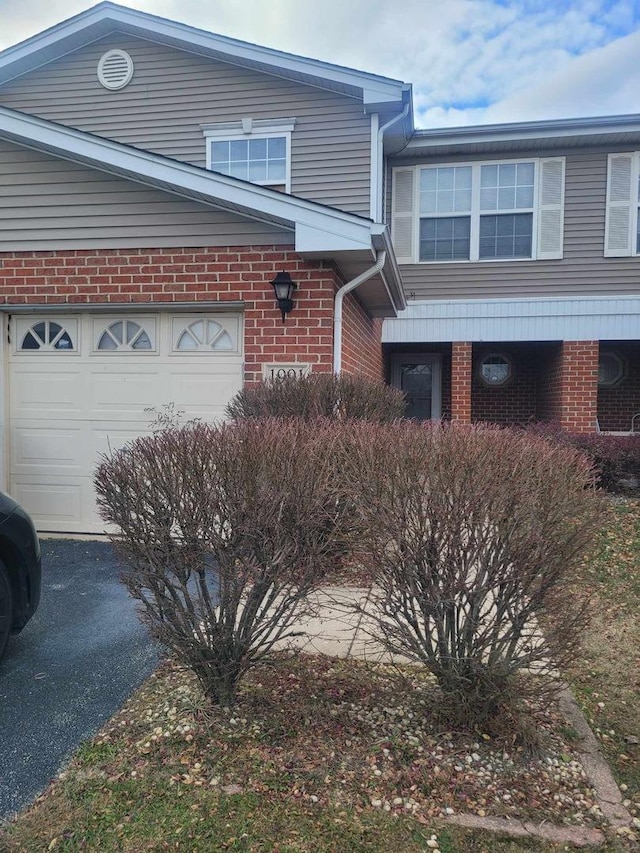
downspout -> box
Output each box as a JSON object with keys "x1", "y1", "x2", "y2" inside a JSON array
[
  {"x1": 333, "y1": 250, "x2": 386, "y2": 374},
  {"x1": 374, "y1": 99, "x2": 411, "y2": 221}
]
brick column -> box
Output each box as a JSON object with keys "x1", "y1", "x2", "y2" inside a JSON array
[
  {"x1": 451, "y1": 342, "x2": 472, "y2": 423},
  {"x1": 559, "y1": 341, "x2": 599, "y2": 433}
]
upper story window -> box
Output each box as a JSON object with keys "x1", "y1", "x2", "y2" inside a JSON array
[
  {"x1": 391, "y1": 158, "x2": 565, "y2": 265},
  {"x1": 605, "y1": 153, "x2": 640, "y2": 257},
  {"x1": 202, "y1": 118, "x2": 295, "y2": 193}
]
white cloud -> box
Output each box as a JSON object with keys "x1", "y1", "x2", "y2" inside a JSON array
[{"x1": 0, "y1": 0, "x2": 639, "y2": 128}]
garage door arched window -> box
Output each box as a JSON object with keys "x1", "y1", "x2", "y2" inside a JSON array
[
  {"x1": 20, "y1": 321, "x2": 75, "y2": 351},
  {"x1": 96, "y1": 320, "x2": 153, "y2": 351},
  {"x1": 175, "y1": 319, "x2": 235, "y2": 352}
]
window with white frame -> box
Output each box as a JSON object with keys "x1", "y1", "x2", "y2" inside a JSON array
[
  {"x1": 391, "y1": 157, "x2": 565, "y2": 265},
  {"x1": 604, "y1": 153, "x2": 640, "y2": 257},
  {"x1": 202, "y1": 118, "x2": 295, "y2": 192}
]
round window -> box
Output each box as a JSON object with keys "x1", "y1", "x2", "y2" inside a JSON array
[
  {"x1": 479, "y1": 353, "x2": 512, "y2": 387},
  {"x1": 598, "y1": 352, "x2": 625, "y2": 387}
]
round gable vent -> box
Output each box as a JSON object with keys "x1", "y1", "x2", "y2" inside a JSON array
[{"x1": 97, "y1": 49, "x2": 134, "y2": 90}]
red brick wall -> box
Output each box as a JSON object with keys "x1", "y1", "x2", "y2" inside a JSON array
[
  {"x1": 537, "y1": 341, "x2": 598, "y2": 432},
  {"x1": 0, "y1": 245, "x2": 390, "y2": 383},
  {"x1": 451, "y1": 342, "x2": 472, "y2": 423},
  {"x1": 536, "y1": 344, "x2": 563, "y2": 423},
  {"x1": 597, "y1": 342, "x2": 640, "y2": 431},
  {"x1": 472, "y1": 343, "x2": 557, "y2": 425},
  {"x1": 560, "y1": 341, "x2": 599, "y2": 432},
  {"x1": 341, "y1": 291, "x2": 383, "y2": 380}
]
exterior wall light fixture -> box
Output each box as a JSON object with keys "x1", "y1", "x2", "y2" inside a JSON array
[{"x1": 270, "y1": 271, "x2": 297, "y2": 323}]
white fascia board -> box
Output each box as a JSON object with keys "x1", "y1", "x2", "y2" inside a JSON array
[
  {"x1": 0, "y1": 2, "x2": 405, "y2": 107},
  {"x1": 0, "y1": 107, "x2": 379, "y2": 254},
  {"x1": 372, "y1": 224, "x2": 407, "y2": 311},
  {"x1": 409, "y1": 114, "x2": 640, "y2": 152},
  {"x1": 295, "y1": 222, "x2": 378, "y2": 253}
]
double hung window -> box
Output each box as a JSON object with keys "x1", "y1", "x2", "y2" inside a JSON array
[
  {"x1": 391, "y1": 157, "x2": 565, "y2": 264},
  {"x1": 203, "y1": 119, "x2": 295, "y2": 192},
  {"x1": 418, "y1": 161, "x2": 535, "y2": 262}
]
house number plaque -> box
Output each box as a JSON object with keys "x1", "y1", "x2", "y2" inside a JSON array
[{"x1": 262, "y1": 362, "x2": 312, "y2": 381}]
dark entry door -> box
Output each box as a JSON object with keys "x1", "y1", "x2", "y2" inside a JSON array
[{"x1": 392, "y1": 354, "x2": 442, "y2": 420}]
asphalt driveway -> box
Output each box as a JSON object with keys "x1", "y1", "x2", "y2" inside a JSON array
[{"x1": 0, "y1": 539, "x2": 158, "y2": 821}]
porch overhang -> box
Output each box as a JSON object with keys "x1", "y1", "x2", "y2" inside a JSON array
[{"x1": 383, "y1": 296, "x2": 640, "y2": 343}]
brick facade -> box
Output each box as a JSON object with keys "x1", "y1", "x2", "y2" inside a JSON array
[
  {"x1": 472, "y1": 344, "x2": 538, "y2": 424},
  {"x1": 341, "y1": 294, "x2": 384, "y2": 380},
  {"x1": 0, "y1": 245, "x2": 383, "y2": 382},
  {"x1": 537, "y1": 341, "x2": 599, "y2": 432},
  {"x1": 451, "y1": 342, "x2": 472, "y2": 423},
  {"x1": 597, "y1": 342, "x2": 640, "y2": 431}
]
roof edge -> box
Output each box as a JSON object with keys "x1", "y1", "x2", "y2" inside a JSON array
[
  {"x1": 410, "y1": 113, "x2": 640, "y2": 148},
  {"x1": 0, "y1": 106, "x2": 393, "y2": 256},
  {"x1": 0, "y1": 1, "x2": 407, "y2": 107}
]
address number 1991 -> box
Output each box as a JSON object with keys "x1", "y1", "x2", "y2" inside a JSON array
[{"x1": 262, "y1": 363, "x2": 312, "y2": 381}]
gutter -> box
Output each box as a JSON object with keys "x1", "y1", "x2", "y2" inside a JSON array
[
  {"x1": 372, "y1": 98, "x2": 411, "y2": 221},
  {"x1": 333, "y1": 250, "x2": 386, "y2": 374}
]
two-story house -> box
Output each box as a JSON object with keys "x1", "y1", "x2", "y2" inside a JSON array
[
  {"x1": 384, "y1": 119, "x2": 640, "y2": 435},
  {"x1": 0, "y1": 2, "x2": 638, "y2": 534}
]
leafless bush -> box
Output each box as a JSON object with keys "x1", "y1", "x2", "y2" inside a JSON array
[
  {"x1": 345, "y1": 421, "x2": 604, "y2": 726},
  {"x1": 95, "y1": 419, "x2": 352, "y2": 706},
  {"x1": 225, "y1": 372, "x2": 405, "y2": 422}
]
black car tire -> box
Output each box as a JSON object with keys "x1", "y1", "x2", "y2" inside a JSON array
[{"x1": 0, "y1": 560, "x2": 12, "y2": 661}]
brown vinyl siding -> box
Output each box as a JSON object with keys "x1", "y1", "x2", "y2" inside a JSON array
[
  {"x1": 0, "y1": 141, "x2": 293, "y2": 250},
  {"x1": 0, "y1": 37, "x2": 372, "y2": 217},
  {"x1": 387, "y1": 147, "x2": 640, "y2": 300}
]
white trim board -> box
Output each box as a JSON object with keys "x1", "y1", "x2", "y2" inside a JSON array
[{"x1": 382, "y1": 296, "x2": 640, "y2": 343}]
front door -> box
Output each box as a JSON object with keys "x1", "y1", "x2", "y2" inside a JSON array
[{"x1": 392, "y1": 354, "x2": 442, "y2": 420}]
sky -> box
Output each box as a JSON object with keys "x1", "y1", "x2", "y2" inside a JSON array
[{"x1": 1, "y1": 0, "x2": 639, "y2": 128}]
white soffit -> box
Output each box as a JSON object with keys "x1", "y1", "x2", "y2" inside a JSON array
[{"x1": 382, "y1": 296, "x2": 640, "y2": 343}]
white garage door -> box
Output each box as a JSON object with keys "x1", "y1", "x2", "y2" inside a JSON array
[{"x1": 8, "y1": 312, "x2": 243, "y2": 534}]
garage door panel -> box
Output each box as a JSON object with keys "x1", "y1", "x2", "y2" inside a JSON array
[
  {"x1": 9, "y1": 312, "x2": 243, "y2": 533},
  {"x1": 10, "y1": 479, "x2": 84, "y2": 527},
  {"x1": 11, "y1": 423, "x2": 85, "y2": 473},
  {"x1": 166, "y1": 369, "x2": 243, "y2": 416},
  {"x1": 10, "y1": 367, "x2": 85, "y2": 418},
  {"x1": 89, "y1": 368, "x2": 166, "y2": 417},
  {"x1": 91, "y1": 425, "x2": 153, "y2": 460}
]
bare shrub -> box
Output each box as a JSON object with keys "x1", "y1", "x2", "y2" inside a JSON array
[
  {"x1": 225, "y1": 372, "x2": 406, "y2": 422},
  {"x1": 94, "y1": 419, "x2": 351, "y2": 706},
  {"x1": 524, "y1": 421, "x2": 640, "y2": 493},
  {"x1": 345, "y1": 421, "x2": 604, "y2": 726}
]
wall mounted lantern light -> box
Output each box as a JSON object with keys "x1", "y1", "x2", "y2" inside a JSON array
[{"x1": 270, "y1": 271, "x2": 297, "y2": 323}]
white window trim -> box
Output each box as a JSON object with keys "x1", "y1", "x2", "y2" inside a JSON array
[
  {"x1": 202, "y1": 118, "x2": 295, "y2": 193},
  {"x1": 398, "y1": 158, "x2": 548, "y2": 264},
  {"x1": 170, "y1": 315, "x2": 241, "y2": 356},
  {"x1": 91, "y1": 316, "x2": 158, "y2": 355},
  {"x1": 419, "y1": 157, "x2": 538, "y2": 263},
  {"x1": 14, "y1": 316, "x2": 79, "y2": 355}
]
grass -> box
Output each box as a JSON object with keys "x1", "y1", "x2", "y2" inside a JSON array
[
  {"x1": 568, "y1": 499, "x2": 640, "y2": 797},
  {"x1": 1, "y1": 500, "x2": 638, "y2": 853}
]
